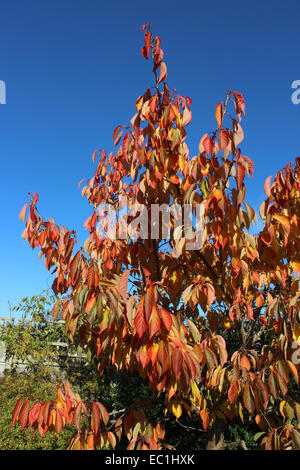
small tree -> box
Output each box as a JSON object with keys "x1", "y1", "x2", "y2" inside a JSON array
[
  {"x1": 0, "y1": 291, "x2": 66, "y2": 377},
  {"x1": 13, "y1": 24, "x2": 300, "y2": 450}
]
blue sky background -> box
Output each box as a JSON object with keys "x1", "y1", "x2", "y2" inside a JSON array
[{"x1": 0, "y1": 0, "x2": 299, "y2": 317}]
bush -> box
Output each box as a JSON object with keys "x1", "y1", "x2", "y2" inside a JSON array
[{"x1": 0, "y1": 372, "x2": 75, "y2": 450}]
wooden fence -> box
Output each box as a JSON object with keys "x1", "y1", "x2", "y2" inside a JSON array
[{"x1": 0, "y1": 317, "x2": 86, "y2": 377}]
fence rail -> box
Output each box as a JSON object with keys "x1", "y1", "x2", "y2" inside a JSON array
[{"x1": 0, "y1": 317, "x2": 86, "y2": 376}]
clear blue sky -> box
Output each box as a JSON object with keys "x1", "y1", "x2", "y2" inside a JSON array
[{"x1": 0, "y1": 0, "x2": 299, "y2": 316}]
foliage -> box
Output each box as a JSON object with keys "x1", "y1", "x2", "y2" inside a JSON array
[
  {"x1": 0, "y1": 373, "x2": 75, "y2": 450},
  {"x1": 0, "y1": 291, "x2": 67, "y2": 377},
  {"x1": 13, "y1": 23, "x2": 300, "y2": 450}
]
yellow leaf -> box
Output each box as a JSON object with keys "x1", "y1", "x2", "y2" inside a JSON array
[
  {"x1": 291, "y1": 261, "x2": 300, "y2": 275},
  {"x1": 191, "y1": 381, "x2": 201, "y2": 403},
  {"x1": 178, "y1": 155, "x2": 185, "y2": 172},
  {"x1": 279, "y1": 400, "x2": 286, "y2": 419},
  {"x1": 273, "y1": 214, "x2": 290, "y2": 234},
  {"x1": 222, "y1": 317, "x2": 232, "y2": 330},
  {"x1": 171, "y1": 400, "x2": 182, "y2": 420},
  {"x1": 293, "y1": 324, "x2": 300, "y2": 341},
  {"x1": 136, "y1": 96, "x2": 143, "y2": 111}
]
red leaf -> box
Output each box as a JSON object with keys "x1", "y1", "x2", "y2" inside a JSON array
[
  {"x1": 113, "y1": 125, "x2": 122, "y2": 141},
  {"x1": 134, "y1": 297, "x2": 147, "y2": 338},
  {"x1": 236, "y1": 163, "x2": 245, "y2": 190},
  {"x1": 203, "y1": 136, "x2": 214, "y2": 155},
  {"x1": 246, "y1": 304, "x2": 254, "y2": 321},
  {"x1": 141, "y1": 46, "x2": 148, "y2": 60},
  {"x1": 219, "y1": 129, "x2": 229, "y2": 151},
  {"x1": 42, "y1": 401, "x2": 51, "y2": 425},
  {"x1": 118, "y1": 270, "x2": 130, "y2": 304},
  {"x1": 122, "y1": 133, "x2": 129, "y2": 157},
  {"x1": 113, "y1": 129, "x2": 124, "y2": 147},
  {"x1": 149, "y1": 305, "x2": 161, "y2": 339},
  {"x1": 145, "y1": 280, "x2": 154, "y2": 321},
  {"x1": 19, "y1": 399, "x2": 30, "y2": 430},
  {"x1": 32, "y1": 192, "x2": 39, "y2": 205},
  {"x1": 158, "y1": 306, "x2": 173, "y2": 332},
  {"x1": 87, "y1": 266, "x2": 95, "y2": 291},
  {"x1": 91, "y1": 402, "x2": 101, "y2": 435},
  {"x1": 215, "y1": 102, "x2": 223, "y2": 128},
  {"x1": 70, "y1": 251, "x2": 81, "y2": 285},
  {"x1": 228, "y1": 380, "x2": 239, "y2": 404},
  {"x1": 30, "y1": 204, "x2": 37, "y2": 223},
  {"x1": 141, "y1": 32, "x2": 151, "y2": 60},
  {"x1": 171, "y1": 347, "x2": 183, "y2": 380},
  {"x1": 28, "y1": 402, "x2": 41, "y2": 426},
  {"x1": 11, "y1": 396, "x2": 23, "y2": 429},
  {"x1": 55, "y1": 408, "x2": 64, "y2": 435}
]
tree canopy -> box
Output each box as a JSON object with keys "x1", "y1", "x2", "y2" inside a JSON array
[{"x1": 13, "y1": 24, "x2": 300, "y2": 450}]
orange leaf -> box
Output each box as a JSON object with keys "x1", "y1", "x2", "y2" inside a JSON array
[
  {"x1": 273, "y1": 214, "x2": 290, "y2": 234},
  {"x1": 240, "y1": 355, "x2": 251, "y2": 371},
  {"x1": 145, "y1": 281, "x2": 154, "y2": 321},
  {"x1": 19, "y1": 203, "x2": 28, "y2": 223},
  {"x1": 158, "y1": 62, "x2": 167, "y2": 84},
  {"x1": 158, "y1": 306, "x2": 173, "y2": 332},
  {"x1": 86, "y1": 294, "x2": 96, "y2": 315},
  {"x1": 11, "y1": 397, "x2": 23, "y2": 429},
  {"x1": 255, "y1": 294, "x2": 264, "y2": 308},
  {"x1": 236, "y1": 163, "x2": 245, "y2": 190},
  {"x1": 291, "y1": 261, "x2": 300, "y2": 275},
  {"x1": 171, "y1": 347, "x2": 183, "y2": 380},
  {"x1": 113, "y1": 125, "x2": 122, "y2": 141},
  {"x1": 264, "y1": 175, "x2": 273, "y2": 197},
  {"x1": 19, "y1": 399, "x2": 30, "y2": 430},
  {"x1": 134, "y1": 297, "x2": 147, "y2": 338},
  {"x1": 91, "y1": 402, "x2": 101, "y2": 435},
  {"x1": 215, "y1": 102, "x2": 223, "y2": 128},
  {"x1": 200, "y1": 409, "x2": 209, "y2": 430},
  {"x1": 228, "y1": 380, "x2": 239, "y2": 404},
  {"x1": 149, "y1": 305, "x2": 161, "y2": 339}
]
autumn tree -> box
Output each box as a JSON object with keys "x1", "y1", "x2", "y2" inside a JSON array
[{"x1": 12, "y1": 24, "x2": 300, "y2": 450}]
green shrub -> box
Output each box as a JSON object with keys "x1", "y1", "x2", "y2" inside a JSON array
[{"x1": 0, "y1": 372, "x2": 75, "y2": 450}]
